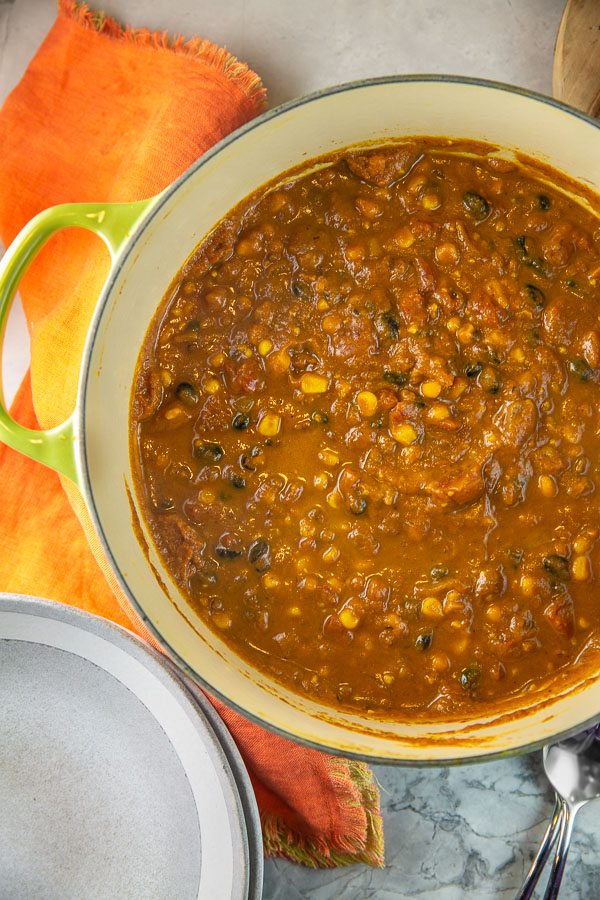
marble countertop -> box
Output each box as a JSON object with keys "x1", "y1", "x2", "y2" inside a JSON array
[{"x1": 1, "y1": 1, "x2": 600, "y2": 897}]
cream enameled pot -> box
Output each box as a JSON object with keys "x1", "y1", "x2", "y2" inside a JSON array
[{"x1": 3, "y1": 76, "x2": 600, "y2": 764}]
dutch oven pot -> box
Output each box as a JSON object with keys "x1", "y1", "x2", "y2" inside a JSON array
[{"x1": 3, "y1": 76, "x2": 600, "y2": 764}]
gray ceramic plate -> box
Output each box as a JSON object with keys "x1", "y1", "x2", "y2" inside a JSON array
[{"x1": 0, "y1": 594, "x2": 263, "y2": 900}]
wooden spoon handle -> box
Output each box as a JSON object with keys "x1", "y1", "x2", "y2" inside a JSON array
[{"x1": 553, "y1": 0, "x2": 600, "y2": 116}]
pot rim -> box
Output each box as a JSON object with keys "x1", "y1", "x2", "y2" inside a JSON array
[{"x1": 77, "y1": 74, "x2": 600, "y2": 765}]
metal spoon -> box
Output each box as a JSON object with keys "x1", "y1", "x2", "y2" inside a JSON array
[{"x1": 516, "y1": 724, "x2": 600, "y2": 899}]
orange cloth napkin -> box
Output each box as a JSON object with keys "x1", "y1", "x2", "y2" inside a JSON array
[{"x1": 0, "y1": 0, "x2": 383, "y2": 868}]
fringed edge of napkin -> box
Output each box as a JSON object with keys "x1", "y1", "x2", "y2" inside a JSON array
[
  {"x1": 59, "y1": 0, "x2": 267, "y2": 112},
  {"x1": 262, "y1": 758, "x2": 385, "y2": 868}
]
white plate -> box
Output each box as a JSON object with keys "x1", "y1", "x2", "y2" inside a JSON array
[{"x1": 0, "y1": 594, "x2": 263, "y2": 900}]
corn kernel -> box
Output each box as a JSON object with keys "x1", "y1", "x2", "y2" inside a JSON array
[
  {"x1": 288, "y1": 606, "x2": 301, "y2": 617},
  {"x1": 322, "y1": 546, "x2": 341, "y2": 564},
  {"x1": 407, "y1": 324, "x2": 419, "y2": 334},
  {"x1": 421, "y1": 381, "x2": 442, "y2": 399},
  {"x1": 431, "y1": 653, "x2": 451, "y2": 672},
  {"x1": 204, "y1": 377, "x2": 221, "y2": 394},
  {"x1": 160, "y1": 370, "x2": 172, "y2": 386},
  {"x1": 314, "y1": 472, "x2": 329, "y2": 489},
  {"x1": 382, "y1": 672, "x2": 395, "y2": 685},
  {"x1": 299, "y1": 522, "x2": 315, "y2": 541},
  {"x1": 257, "y1": 413, "x2": 281, "y2": 437},
  {"x1": 209, "y1": 351, "x2": 225, "y2": 368},
  {"x1": 456, "y1": 323, "x2": 475, "y2": 344},
  {"x1": 205, "y1": 288, "x2": 227, "y2": 308},
  {"x1": 211, "y1": 612, "x2": 232, "y2": 630},
  {"x1": 238, "y1": 345, "x2": 253, "y2": 358},
  {"x1": 268, "y1": 348, "x2": 291, "y2": 373},
  {"x1": 422, "y1": 193, "x2": 441, "y2": 210},
  {"x1": 317, "y1": 298, "x2": 329, "y2": 311},
  {"x1": 510, "y1": 347, "x2": 526, "y2": 363},
  {"x1": 539, "y1": 474, "x2": 558, "y2": 498},
  {"x1": 429, "y1": 403, "x2": 450, "y2": 420},
  {"x1": 520, "y1": 575, "x2": 537, "y2": 597},
  {"x1": 322, "y1": 313, "x2": 341, "y2": 334},
  {"x1": 327, "y1": 490, "x2": 344, "y2": 509},
  {"x1": 573, "y1": 535, "x2": 593, "y2": 554},
  {"x1": 258, "y1": 339, "x2": 273, "y2": 356},
  {"x1": 296, "y1": 557, "x2": 312, "y2": 573},
  {"x1": 268, "y1": 191, "x2": 286, "y2": 212},
  {"x1": 356, "y1": 390, "x2": 378, "y2": 416},
  {"x1": 301, "y1": 373, "x2": 329, "y2": 394},
  {"x1": 390, "y1": 423, "x2": 418, "y2": 445},
  {"x1": 443, "y1": 591, "x2": 465, "y2": 614},
  {"x1": 236, "y1": 237, "x2": 259, "y2": 257},
  {"x1": 421, "y1": 596, "x2": 444, "y2": 618},
  {"x1": 339, "y1": 608, "x2": 360, "y2": 630},
  {"x1": 450, "y1": 377, "x2": 467, "y2": 399},
  {"x1": 435, "y1": 242, "x2": 459, "y2": 265},
  {"x1": 346, "y1": 243, "x2": 365, "y2": 261},
  {"x1": 447, "y1": 316, "x2": 461, "y2": 333},
  {"x1": 263, "y1": 573, "x2": 280, "y2": 589},
  {"x1": 563, "y1": 424, "x2": 582, "y2": 444},
  {"x1": 318, "y1": 448, "x2": 339, "y2": 466},
  {"x1": 485, "y1": 603, "x2": 503, "y2": 623},
  {"x1": 199, "y1": 488, "x2": 215, "y2": 505},
  {"x1": 164, "y1": 405, "x2": 184, "y2": 420},
  {"x1": 392, "y1": 226, "x2": 415, "y2": 248},
  {"x1": 572, "y1": 555, "x2": 592, "y2": 581},
  {"x1": 356, "y1": 196, "x2": 383, "y2": 219}
]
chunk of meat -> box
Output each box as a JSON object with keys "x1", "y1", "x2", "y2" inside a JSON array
[
  {"x1": 466, "y1": 287, "x2": 506, "y2": 329},
  {"x1": 397, "y1": 288, "x2": 427, "y2": 325},
  {"x1": 389, "y1": 399, "x2": 423, "y2": 426},
  {"x1": 232, "y1": 358, "x2": 265, "y2": 393},
  {"x1": 531, "y1": 444, "x2": 568, "y2": 477},
  {"x1": 494, "y1": 398, "x2": 537, "y2": 447},
  {"x1": 426, "y1": 466, "x2": 484, "y2": 507},
  {"x1": 580, "y1": 330, "x2": 600, "y2": 369},
  {"x1": 408, "y1": 336, "x2": 455, "y2": 386},
  {"x1": 133, "y1": 366, "x2": 163, "y2": 420},
  {"x1": 329, "y1": 310, "x2": 377, "y2": 361},
  {"x1": 543, "y1": 296, "x2": 578, "y2": 346},
  {"x1": 409, "y1": 218, "x2": 440, "y2": 242},
  {"x1": 544, "y1": 595, "x2": 575, "y2": 638},
  {"x1": 194, "y1": 394, "x2": 230, "y2": 432},
  {"x1": 543, "y1": 222, "x2": 593, "y2": 268},
  {"x1": 153, "y1": 515, "x2": 205, "y2": 582},
  {"x1": 343, "y1": 144, "x2": 419, "y2": 186},
  {"x1": 413, "y1": 257, "x2": 438, "y2": 294}
]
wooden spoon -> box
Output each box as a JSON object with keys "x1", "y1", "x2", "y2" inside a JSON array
[{"x1": 553, "y1": 0, "x2": 600, "y2": 115}]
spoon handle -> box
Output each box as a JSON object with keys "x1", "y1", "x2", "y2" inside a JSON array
[
  {"x1": 542, "y1": 799, "x2": 577, "y2": 900},
  {"x1": 515, "y1": 796, "x2": 563, "y2": 900}
]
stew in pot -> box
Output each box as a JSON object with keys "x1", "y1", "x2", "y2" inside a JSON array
[{"x1": 131, "y1": 139, "x2": 600, "y2": 718}]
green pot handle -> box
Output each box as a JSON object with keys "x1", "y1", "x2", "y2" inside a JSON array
[{"x1": 0, "y1": 197, "x2": 157, "y2": 485}]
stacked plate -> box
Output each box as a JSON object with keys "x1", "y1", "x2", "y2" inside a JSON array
[{"x1": 0, "y1": 594, "x2": 263, "y2": 899}]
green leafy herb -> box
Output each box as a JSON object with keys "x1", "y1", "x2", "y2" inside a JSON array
[
  {"x1": 383, "y1": 370, "x2": 407, "y2": 387},
  {"x1": 543, "y1": 554, "x2": 570, "y2": 580},
  {"x1": 463, "y1": 192, "x2": 490, "y2": 220},
  {"x1": 192, "y1": 440, "x2": 224, "y2": 462},
  {"x1": 460, "y1": 662, "x2": 482, "y2": 690}
]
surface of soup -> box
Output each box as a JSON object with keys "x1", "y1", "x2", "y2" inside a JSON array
[{"x1": 131, "y1": 140, "x2": 600, "y2": 718}]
